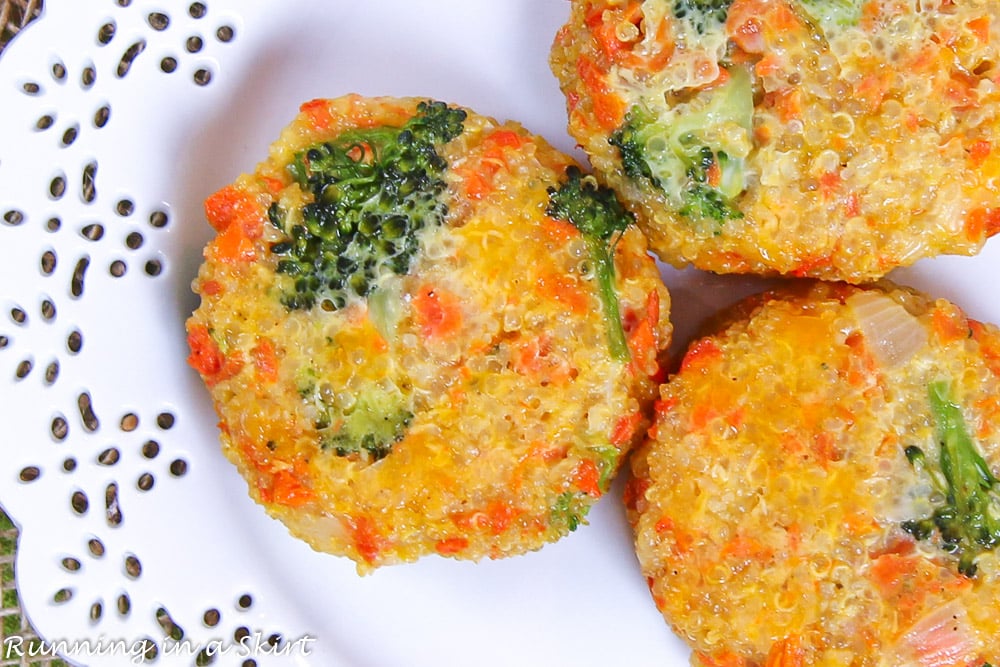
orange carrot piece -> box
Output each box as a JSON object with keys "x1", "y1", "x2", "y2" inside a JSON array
[
  {"x1": 204, "y1": 185, "x2": 265, "y2": 264},
  {"x1": 697, "y1": 650, "x2": 748, "y2": 667},
  {"x1": 967, "y1": 16, "x2": 991, "y2": 44},
  {"x1": 576, "y1": 54, "x2": 626, "y2": 130},
  {"x1": 965, "y1": 206, "x2": 1000, "y2": 241},
  {"x1": 347, "y1": 515, "x2": 388, "y2": 565},
  {"x1": 542, "y1": 217, "x2": 582, "y2": 245},
  {"x1": 573, "y1": 459, "x2": 602, "y2": 497},
  {"x1": 187, "y1": 325, "x2": 222, "y2": 376},
  {"x1": 611, "y1": 411, "x2": 643, "y2": 446},
  {"x1": 200, "y1": 279, "x2": 223, "y2": 296},
  {"x1": 413, "y1": 285, "x2": 463, "y2": 339},
  {"x1": 270, "y1": 467, "x2": 314, "y2": 508},
  {"x1": 435, "y1": 537, "x2": 469, "y2": 555},
  {"x1": 253, "y1": 338, "x2": 279, "y2": 384},
  {"x1": 300, "y1": 98, "x2": 335, "y2": 130},
  {"x1": 932, "y1": 305, "x2": 969, "y2": 344},
  {"x1": 765, "y1": 636, "x2": 805, "y2": 667},
  {"x1": 679, "y1": 337, "x2": 722, "y2": 373},
  {"x1": 537, "y1": 272, "x2": 588, "y2": 314}
]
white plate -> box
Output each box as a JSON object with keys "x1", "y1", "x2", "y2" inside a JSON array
[{"x1": 1, "y1": 2, "x2": 998, "y2": 666}]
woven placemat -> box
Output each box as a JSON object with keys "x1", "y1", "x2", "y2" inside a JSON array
[
  {"x1": 0, "y1": 0, "x2": 39, "y2": 50},
  {"x1": 0, "y1": 5, "x2": 66, "y2": 666}
]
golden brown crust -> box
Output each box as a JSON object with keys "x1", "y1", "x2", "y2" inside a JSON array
[
  {"x1": 628, "y1": 280, "x2": 1000, "y2": 665},
  {"x1": 551, "y1": 0, "x2": 1000, "y2": 282},
  {"x1": 186, "y1": 95, "x2": 672, "y2": 572}
]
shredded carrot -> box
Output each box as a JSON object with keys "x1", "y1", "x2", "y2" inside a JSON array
[
  {"x1": 412, "y1": 285, "x2": 463, "y2": 339},
  {"x1": 765, "y1": 636, "x2": 805, "y2": 667},
  {"x1": 485, "y1": 500, "x2": 520, "y2": 535},
  {"x1": 542, "y1": 217, "x2": 581, "y2": 245},
  {"x1": 856, "y1": 73, "x2": 890, "y2": 114},
  {"x1": 200, "y1": 279, "x2": 223, "y2": 296},
  {"x1": 576, "y1": 54, "x2": 626, "y2": 131},
  {"x1": 454, "y1": 129, "x2": 524, "y2": 200},
  {"x1": 969, "y1": 139, "x2": 991, "y2": 168},
  {"x1": 450, "y1": 500, "x2": 522, "y2": 535},
  {"x1": 269, "y1": 466, "x2": 314, "y2": 508},
  {"x1": 679, "y1": 337, "x2": 722, "y2": 373},
  {"x1": 690, "y1": 402, "x2": 720, "y2": 431},
  {"x1": 253, "y1": 338, "x2": 279, "y2": 384},
  {"x1": 260, "y1": 176, "x2": 285, "y2": 194},
  {"x1": 755, "y1": 53, "x2": 785, "y2": 78},
  {"x1": 791, "y1": 253, "x2": 833, "y2": 278},
  {"x1": 697, "y1": 651, "x2": 748, "y2": 667},
  {"x1": 967, "y1": 16, "x2": 991, "y2": 44},
  {"x1": 186, "y1": 325, "x2": 222, "y2": 376},
  {"x1": 726, "y1": 0, "x2": 767, "y2": 54},
  {"x1": 720, "y1": 535, "x2": 773, "y2": 561},
  {"x1": 456, "y1": 166, "x2": 495, "y2": 200},
  {"x1": 187, "y1": 325, "x2": 243, "y2": 386},
  {"x1": 537, "y1": 272, "x2": 588, "y2": 314},
  {"x1": 483, "y1": 129, "x2": 525, "y2": 149},
  {"x1": 204, "y1": 185, "x2": 265, "y2": 264},
  {"x1": 573, "y1": 459, "x2": 602, "y2": 497},
  {"x1": 965, "y1": 205, "x2": 1000, "y2": 241},
  {"x1": 435, "y1": 537, "x2": 469, "y2": 555},
  {"x1": 611, "y1": 411, "x2": 643, "y2": 447},
  {"x1": 932, "y1": 304, "x2": 969, "y2": 344},
  {"x1": 300, "y1": 98, "x2": 335, "y2": 130},
  {"x1": 843, "y1": 192, "x2": 862, "y2": 218},
  {"x1": 346, "y1": 515, "x2": 388, "y2": 565},
  {"x1": 513, "y1": 336, "x2": 575, "y2": 386},
  {"x1": 628, "y1": 319, "x2": 659, "y2": 376},
  {"x1": 653, "y1": 516, "x2": 694, "y2": 553}
]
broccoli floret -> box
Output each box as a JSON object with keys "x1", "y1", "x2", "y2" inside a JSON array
[
  {"x1": 551, "y1": 491, "x2": 591, "y2": 533},
  {"x1": 300, "y1": 377, "x2": 413, "y2": 463},
  {"x1": 321, "y1": 387, "x2": 413, "y2": 462},
  {"x1": 671, "y1": 0, "x2": 736, "y2": 35},
  {"x1": 902, "y1": 381, "x2": 1000, "y2": 577},
  {"x1": 609, "y1": 65, "x2": 753, "y2": 228},
  {"x1": 270, "y1": 100, "x2": 467, "y2": 311},
  {"x1": 546, "y1": 166, "x2": 633, "y2": 361},
  {"x1": 798, "y1": 0, "x2": 863, "y2": 35}
]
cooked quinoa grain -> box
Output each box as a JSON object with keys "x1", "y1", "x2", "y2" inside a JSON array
[
  {"x1": 186, "y1": 95, "x2": 671, "y2": 572},
  {"x1": 627, "y1": 280, "x2": 1000, "y2": 666},
  {"x1": 550, "y1": 0, "x2": 1000, "y2": 282}
]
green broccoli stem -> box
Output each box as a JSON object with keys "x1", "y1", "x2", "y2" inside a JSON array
[
  {"x1": 914, "y1": 381, "x2": 1000, "y2": 576},
  {"x1": 587, "y1": 236, "x2": 630, "y2": 362}
]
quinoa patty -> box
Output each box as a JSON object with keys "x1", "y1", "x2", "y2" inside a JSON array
[
  {"x1": 186, "y1": 95, "x2": 672, "y2": 572},
  {"x1": 628, "y1": 280, "x2": 1000, "y2": 666},
  {"x1": 550, "y1": 0, "x2": 1000, "y2": 282}
]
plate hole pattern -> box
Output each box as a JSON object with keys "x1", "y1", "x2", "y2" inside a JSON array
[
  {"x1": 71, "y1": 490, "x2": 89, "y2": 515},
  {"x1": 2, "y1": 1, "x2": 287, "y2": 652},
  {"x1": 78, "y1": 391, "x2": 100, "y2": 432},
  {"x1": 117, "y1": 40, "x2": 147, "y2": 78},
  {"x1": 51, "y1": 414, "x2": 68, "y2": 441},
  {"x1": 105, "y1": 482, "x2": 122, "y2": 526},
  {"x1": 155, "y1": 606, "x2": 184, "y2": 640},
  {"x1": 97, "y1": 22, "x2": 116, "y2": 46},
  {"x1": 88, "y1": 538, "x2": 105, "y2": 559},
  {"x1": 41, "y1": 249, "x2": 56, "y2": 274},
  {"x1": 124, "y1": 554, "x2": 142, "y2": 579}
]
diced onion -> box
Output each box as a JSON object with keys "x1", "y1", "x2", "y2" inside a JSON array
[
  {"x1": 890, "y1": 600, "x2": 982, "y2": 667},
  {"x1": 367, "y1": 278, "x2": 402, "y2": 345},
  {"x1": 847, "y1": 291, "x2": 927, "y2": 368}
]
